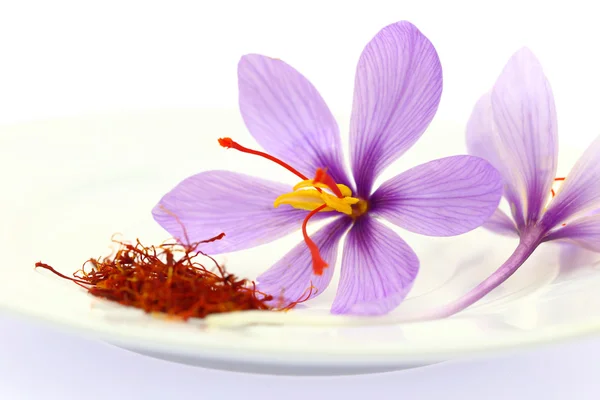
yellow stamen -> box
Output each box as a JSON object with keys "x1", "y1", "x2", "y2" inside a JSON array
[
  {"x1": 274, "y1": 190, "x2": 335, "y2": 212},
  {"x1": 274, "y1": 182, "x2": 360, "y2": 216},
  {"x1": 293, "y1": 180, "x2": 353, "y2": 197}
]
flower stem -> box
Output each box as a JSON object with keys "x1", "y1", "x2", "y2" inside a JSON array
[
  {"x1": 203, "y1": 229, "x2": 547, "y2": 328},
  {"x1": 421, "y1": 230, "x2": 543, "y2": 319}
]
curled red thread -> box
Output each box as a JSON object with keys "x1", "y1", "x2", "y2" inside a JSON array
[{"x1": 34, "y1": 233, "x2": 278, "y2": 319}]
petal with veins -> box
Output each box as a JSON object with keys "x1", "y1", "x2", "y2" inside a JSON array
[
  {"x1": 482, "y1": 209, "x2": 519, "y2": 237},
  {"x1": 349, "y1": 21, "x2": 442, "y2": 197},
  {"x1": 257, "y1": 217, "x2": 352, "y2": 304},
  {"x1": 238, "y1": 54, "x2": 351, "y2": 188},
  {"x1": 370, "y1": 156, "x2": 503, "y2": 236},
  {"x1": 545, "y1": 213, "x2": 600, "y2": 252},
  {"x1": 332, "y1": 217, "x2": 419, "y2": 315},
  {"x1": 152, "y1": 170, "x2": 321, "y2": 254},
  {"x1": 467, "y1": 48, "x2": 558, "y2": 229},
  {"x1": 543, "y1": 136, "x2": 600, "y2": 229}
]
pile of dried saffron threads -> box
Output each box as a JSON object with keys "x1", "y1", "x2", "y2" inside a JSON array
[{"x1": 35, "y1": 233, "x2": 288, "y2": 320}]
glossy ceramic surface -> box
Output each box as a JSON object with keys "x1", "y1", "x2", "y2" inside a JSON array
[{"x1": 1, "y1": 110, "x2": 598, "y2": 375}]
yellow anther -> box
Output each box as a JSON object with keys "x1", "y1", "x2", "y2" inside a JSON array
[
  {"x1": 274, "y1": 182, "x2": 360, "y2": 216},
  {"x1": 292, "y1": 180, "x2": 353, "y2": 198},
  {"x1": 274, "y1": 190, "x2": 335, "y2": 212},
  {"x1": 321, "y1": 194, "x2": 359, "y2": 215}
]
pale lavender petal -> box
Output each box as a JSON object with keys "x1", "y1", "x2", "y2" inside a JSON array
[
  {"x1": 542, "y1": 136, "x2": 600, "y2": 228},
  {"x1": 257, "y1": 217, "x2": 352, "y2": 304},
  {"x1": 349, "y1": 21, "x2": 442, "y2": 197},
  {"x1": 238, "y1": 54, "x2": 351, "y2": 187},
  {"x1": 152, "y1": 170, "x2": 312, "y2": 254},
  {"x1": 466, "y1": 93, "x2": 526, "y2": 229},
  {"x1": 471, "y1": 48, "x2": 558, "y2": 228},
  {"x1": 466, "y1": 94, "x2": 504, "y2": 169},
  {"x1": 370, "y1": 156, "x2": 503, "y2": 236},
  {"x1": 331, "y1": 217, "x2": 419, "y2": 315},
  {"x1": 545, "y1": 214, "x2": 600, "y2": 252},
  {"x1": 482, "y1": 209, "x2": 519, "y2": 237}
]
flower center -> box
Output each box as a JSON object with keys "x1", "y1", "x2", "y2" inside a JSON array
[
  {"x1": 219, "y1": 137, "x2": 365, "y2": 276},
  {"x1": 273, "y1": 173, "x2": 359, "y2": 215}
]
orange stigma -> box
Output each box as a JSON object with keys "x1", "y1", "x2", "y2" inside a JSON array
[
  {"x1": 219, "y1": 138, "x2": 338, "y2": 275},
  {"x1": 313, "y1": 168, "x2": 344, "y2": 198},
  {"x1": 218, "y1": 137, "x2": 308, "y2": 180},
  {"x1": 302, "y1": 204, "x2": 329, "y2": 275}
]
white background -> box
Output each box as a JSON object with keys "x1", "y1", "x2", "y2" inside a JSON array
[{"x1": 2, "y1": 0, "x2": 600, "y2": 398}]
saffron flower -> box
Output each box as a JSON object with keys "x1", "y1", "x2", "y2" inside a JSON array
[
  {"x1": 153, "y1": 21, "x2": 503, "y2": 315},
  {"x1": 433, "y1": 47, "x2": 600, "y2": 317}
]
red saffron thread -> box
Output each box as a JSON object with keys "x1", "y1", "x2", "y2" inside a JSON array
[
  {"x1": 313, "y1": 168, "x2": 343, "y2": 198},
  {"x1": 280, "y1": 284, "x2": 318, "y2": 311},
  {"x1": 218, "y1": 137, "x2": 309, "y2": 181},
  {"x1": 218, "y1": 139, "x2": 333, "y2": 276},
  {"x1": 34, "y1": 234, "x2": 285, "y2": 319},
  {"x1": 302, "y1": 204, "x2": 329, "y2": 275},
  {"x1": 34, "y1": 262, "x2": 91, "y2": 287}
]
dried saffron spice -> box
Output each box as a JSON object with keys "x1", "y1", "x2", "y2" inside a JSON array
[{"x1": 35, "y1": 233, "x2": 279, "y2": 319}]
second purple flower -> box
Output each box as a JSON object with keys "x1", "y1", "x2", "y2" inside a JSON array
[{"x1": 153, "y1": 21, "x2": 503, "y2": 315}]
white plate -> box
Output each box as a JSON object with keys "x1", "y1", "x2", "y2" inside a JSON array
[{"x1": 1, "y1": 109, "x2": 599, "y2": 376}]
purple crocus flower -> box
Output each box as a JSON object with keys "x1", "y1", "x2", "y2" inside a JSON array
[
  {"x1": 432, "y1": 47, "x2": 600, "y2": 317},
  {"x1": 152, "y1": 21, "x2": 503, "y2": 316}
]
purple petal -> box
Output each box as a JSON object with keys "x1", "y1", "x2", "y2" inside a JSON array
[
  {"x1": 331, "y1": 216, "x2": 419, "y2": 315},
  {"x1": 349, "y1": 21, "x2": 442, "y2": 197},
  {"x1": 466, "y1": 93, "x2": 527, "y2": 230},
  {"x1": 152, "y1": 170, "x2": 309, "y2": 254},
  {"x1": 466, "y1": 94, "x2": 504, "y2": 169},
  {"x1": 466, "y1": 94, "x2": 530, "y2": 231},
  {"x1": 545, "y1": 214, "x2": 600, "y2": 252},
  {"x1": 482, "y1": 209, "x2": 519, "y2": 237},
  {"x1": 542, "y1": 136, "x2": 600, "y2": 228},
  {"x1": 369, "y1": 156, "x2": 503, "y2": 236},
  {"x1": 468, "y1": 48, "x2": 558, "y2": 228},
  {"x1": 257, "y1": 217, "x2": 352, "y2": 304},
  {"x1": 238, "y1": 54, "x2": 351, "y2": 187}
]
